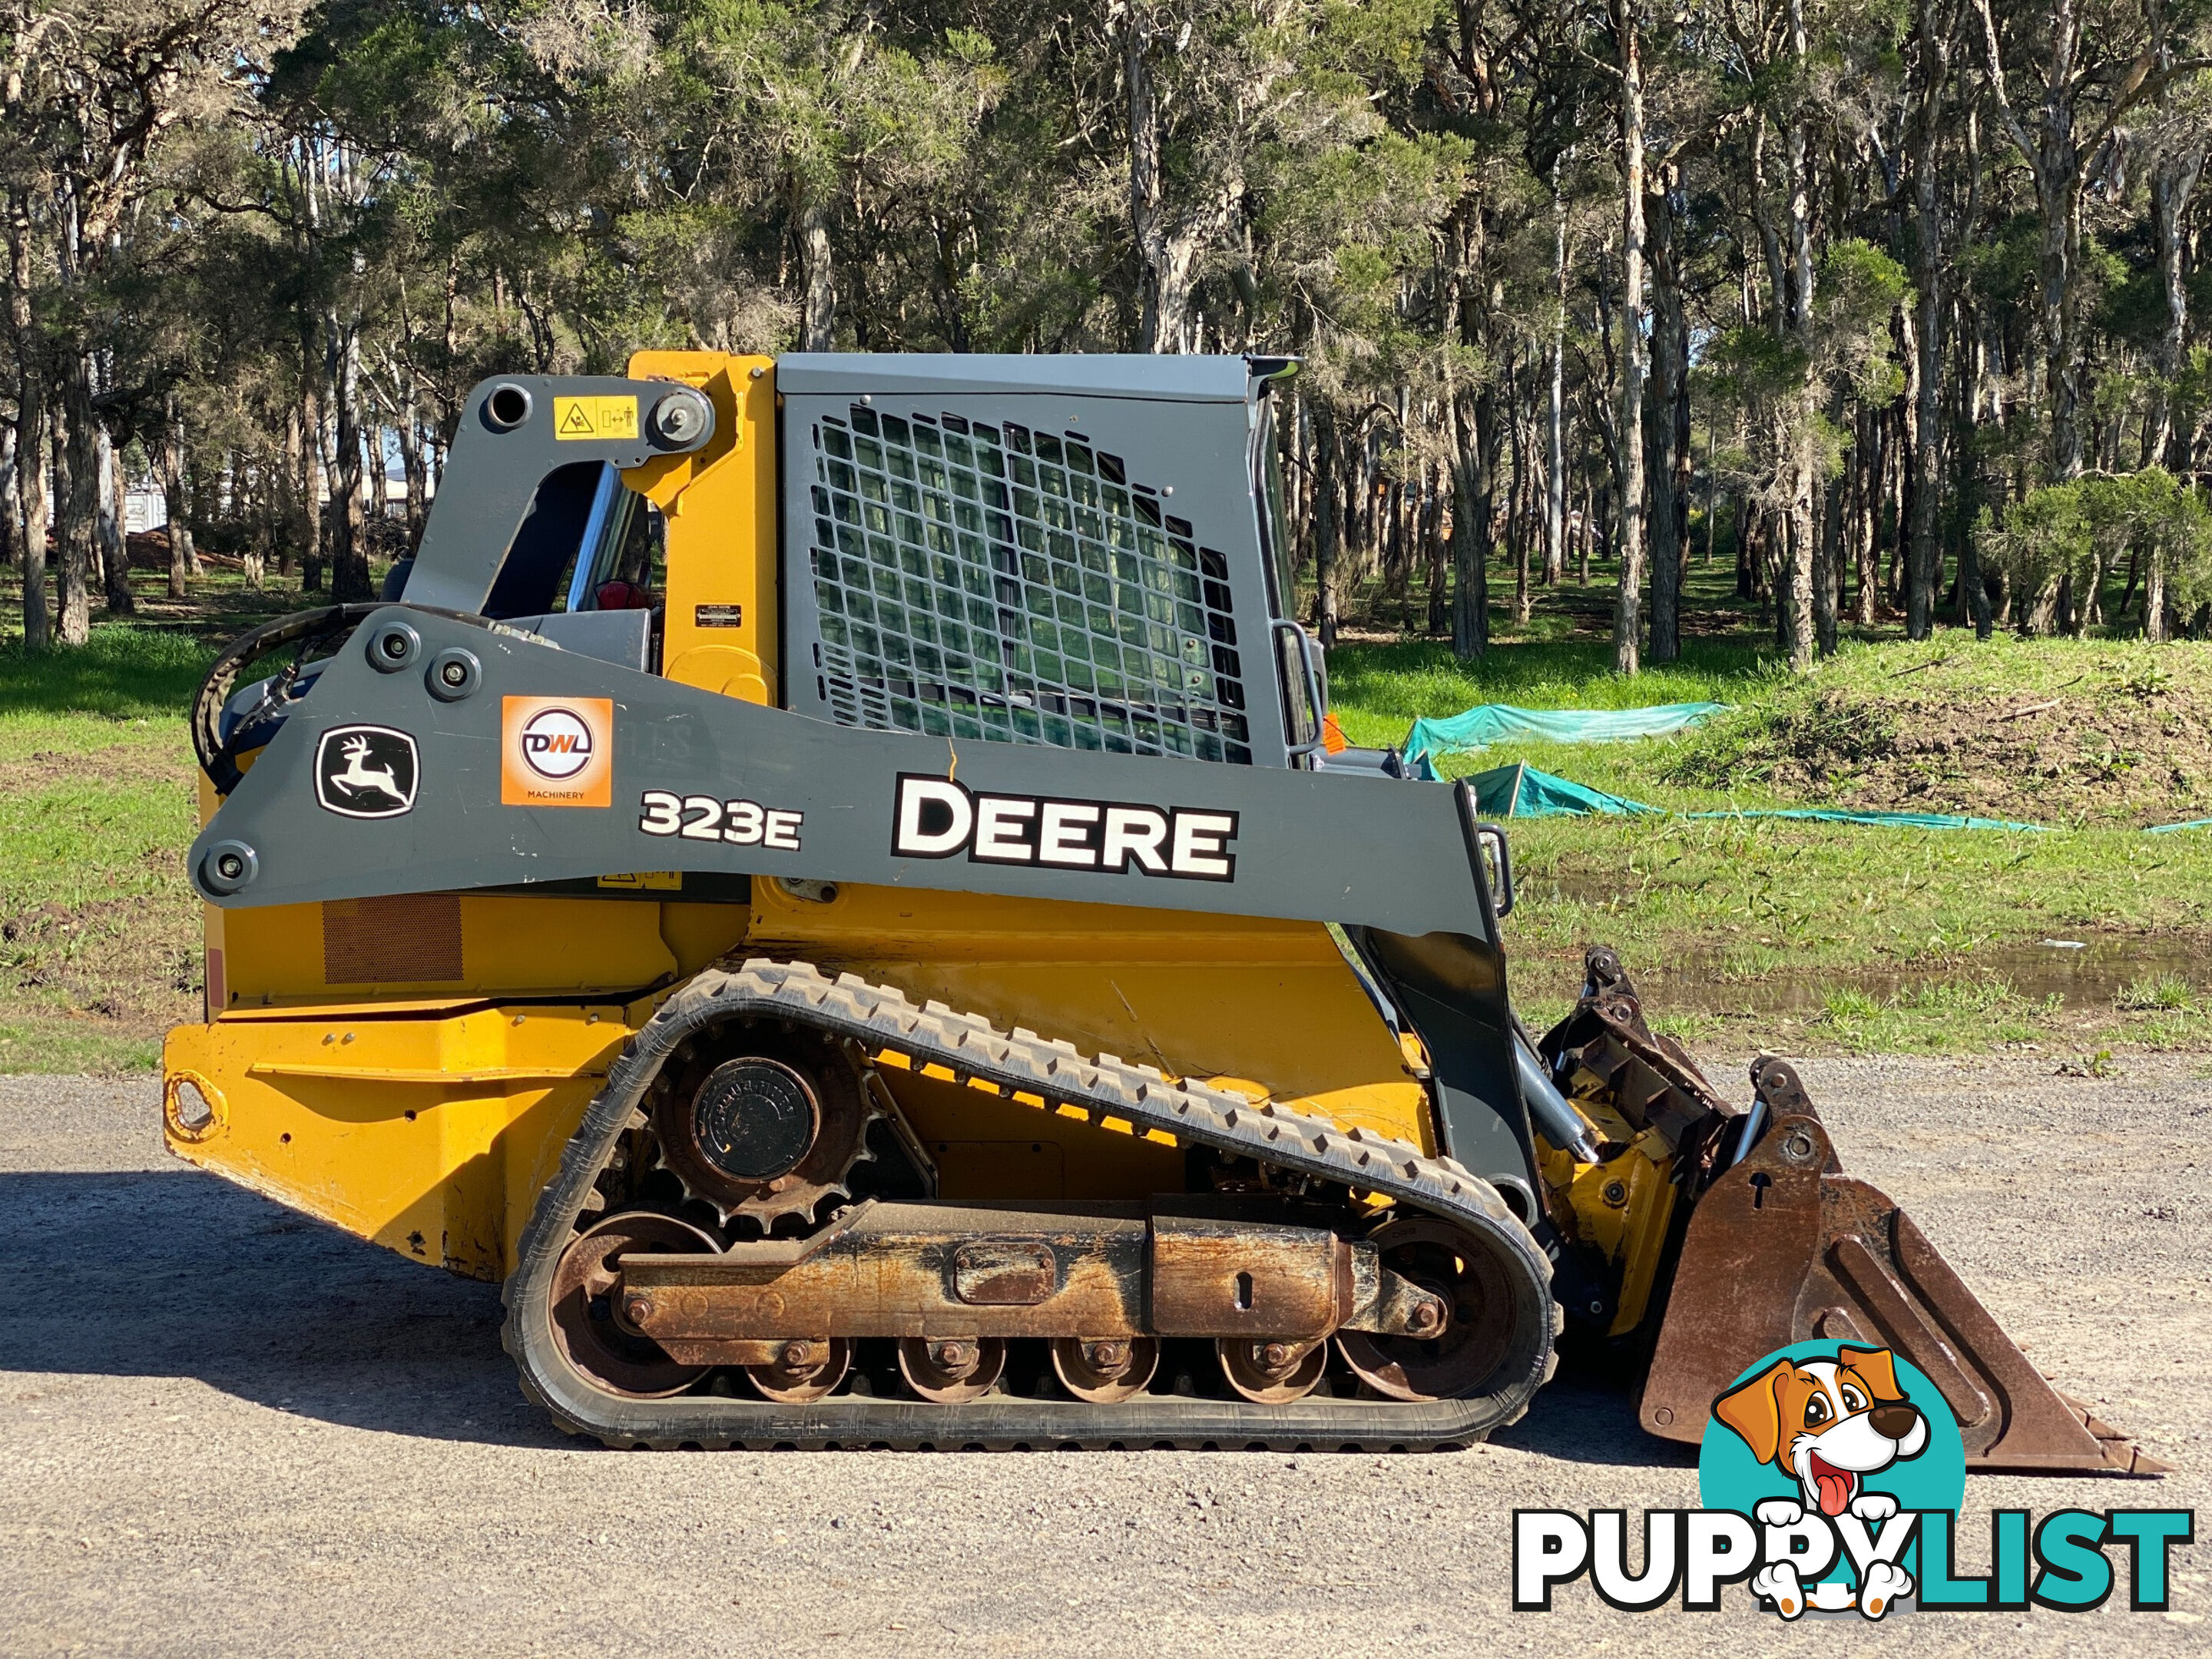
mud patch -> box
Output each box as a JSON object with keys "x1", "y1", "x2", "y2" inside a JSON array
[
  {"x1": 0, "y1": 744, "x2": 190, "y2": 798},
  {"x1": 0, "y1": 894, "x2": 200, "y2": 1041},
  {"x1": 1668, "y1": 670, "x2": 2212, "y2": 826}
]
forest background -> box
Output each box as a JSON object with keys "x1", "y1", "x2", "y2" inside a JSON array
[
  {"x1": 15, "y1": 0, "x2": 2212, "y2": 664},
  {"x1": 8, "y1": 0, "x2": 2212, "y2": 1074}
]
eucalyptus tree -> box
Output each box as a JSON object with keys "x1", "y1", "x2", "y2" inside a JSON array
[
  {"x1": 3, "y1": 0, "x2": 307, "y2": 642},
  {"x1": 1972, "y1": 0, "x2": 2212, "y2": 481}
]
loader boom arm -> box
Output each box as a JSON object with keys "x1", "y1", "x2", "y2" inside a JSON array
[{"x1": 188, "y1": 607, "x2": 1540, "y2": 1194}]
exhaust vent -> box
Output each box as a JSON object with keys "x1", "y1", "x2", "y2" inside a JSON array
[{"x1": 323, "y1": 894, "x2": 465, "y2": 985}]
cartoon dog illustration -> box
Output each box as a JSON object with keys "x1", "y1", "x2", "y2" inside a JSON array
[{"x1": 1714, "y1": 1346, "x2": 1929, "y2": 1619}]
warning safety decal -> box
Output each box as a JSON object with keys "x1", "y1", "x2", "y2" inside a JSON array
[{"x1": 551, "y1": 396, "x2": 639, "y2": 441}]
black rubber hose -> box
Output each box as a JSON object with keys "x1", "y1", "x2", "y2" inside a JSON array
[
  {"x1": 190, "y1": 605, "x2": 384, "y2": 796},
  {"x1": 190, "y1": 602, "x2": 531, "y2": 795}
]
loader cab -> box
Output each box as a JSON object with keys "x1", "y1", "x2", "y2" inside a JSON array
[
  {"x1": 773, "y1": 353, "x2": 1332, "y2": 771},
  {"x1": 384, "y1": 458, "x2": 667, "y2": 677},
  {"x1": 396, "y1": 354, "x2": 1339, "y2": 772}
]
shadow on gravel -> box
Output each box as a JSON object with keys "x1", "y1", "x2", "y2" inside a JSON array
[
  {"x1": 0, "y1": 1163, "x2": 1710, "y2": 1466},
  {"x1": 1488, "y1": 1366, "x2": 1702, "y2": 1469},
  {"x1": 0, "y1": 1167, "x2": 566, "y2": 1449}
]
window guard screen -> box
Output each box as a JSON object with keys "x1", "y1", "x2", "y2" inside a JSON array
[{"x1": 806, "y1": 405, "x2": 1252, "y2": 763}]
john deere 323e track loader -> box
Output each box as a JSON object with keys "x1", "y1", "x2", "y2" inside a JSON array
[{"x1": 163, "y1": 353, "x2": 2157, "y2": 1460}]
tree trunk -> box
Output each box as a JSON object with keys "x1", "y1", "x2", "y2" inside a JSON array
[
  {"x1": 1647, "y1": 167, "x2": 1687, "y2": 664},
  {"x1": 1578, "y1": 478, "x2": 1592, "y2": 584},
  {"x1": 1972, "y1": 0, "x2": 2088, "y2": 480},
  {"x1": 1312, "y1": 401, "x2": 1341, "y2": 645},
  {"x1": 296, "y1": 347, "x2": 326, "y2": 591},
  {"x1": 327, "y1": 315, "x2": 372, "y2": 602},
  {"x1": 55, "y1": 360, "x2": 95, "y2": 644},
  {"x1": 2151, "y1": 139, "x2": 2207, "y2": 469},
  {"x1": 1509, "y1": 388, "x2": 1533, "y2": 626},
  {"x1": 796, "y1": 196, "x2": 836, "y2": 353},
  {"x1": 0, "y1": 422, "x2": 15, "y2": 581},
  {"x1": 1906, "y1": 0, "x2": 1950, "y2": 637},
  {"x1": 6, "y1": 189, "x2": 49, "y2": 649},
  {"x1": 1545, "y1": 167, "x2": 1568, "y2": 587},
  {"x1": 1425, "y1": 457, "x2": 1450, "y2": 634},
  {"x1": 1612, "y1": 2, "x2": 1650, "y2": 676},
  {"x1": 1783, "y1": 7, "x2": 1818, "y2": 671},
  {"x1": 397, "y1": 399, "x2": 426, "y2": 540},
  {"x1": 98, "y1": 419, "x2": 132, "y2": 614},
  {"x1": 1451, "y1": 386, "x2": 1498, "y2": 660},
  {"x1": 2147, "y1": 552, "x2": 2170, "y2": 642},
  {"x1": 1856, "y1": 406, "x2": 1883, "y2": 623},
  {"x1": 1123, "y1": 18, "x2": 1206, "y2": 354},
  {"x1": 1815, "y1": 469, "x2": 1841, "y2": 654},
  {"x1": 161, "y1": 394, "x2": 196, "y2": 598},
  {"x1": 12, "y1": 385, "x2": 49, "y2": 650}
]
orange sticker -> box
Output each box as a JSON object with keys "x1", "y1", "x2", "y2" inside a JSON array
[{"x1": 502, "y1": 696, "x2": 614, "y2": 808}]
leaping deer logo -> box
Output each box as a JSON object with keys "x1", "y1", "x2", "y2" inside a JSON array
[
  {"x1": 329, "y1": 735, "x2": 402, "y2": 802},
  {"x1": 316, "y1": 726, "x2": 418, "y2": 818}
]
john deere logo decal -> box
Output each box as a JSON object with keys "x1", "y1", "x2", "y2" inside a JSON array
[
  {"x1": 314, "y1": 725, "x2": 419, "y2": 819},
  {"x1": 502, "y1": 696, "x2": 613, "y2": 808}
]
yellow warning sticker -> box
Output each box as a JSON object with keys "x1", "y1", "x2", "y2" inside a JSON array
[{"x1": 552, "y1": 396, "x2": 639, "y2": 441}]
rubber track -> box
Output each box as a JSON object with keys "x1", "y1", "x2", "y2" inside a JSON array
[{"x1": 502, "y1": 959, "x2": 1561, "y2": 1450}]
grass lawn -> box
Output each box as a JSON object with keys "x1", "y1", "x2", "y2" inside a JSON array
[
  {"x1": 0, "y1": 561, "x2": 363, "y2": 1071},
  {"x1": 0, "y1": 627, "x2": 213, "y2": 1072},
  {"x1": 1, "y1": 552, "x2": 2209, "y2": 1070},
  {"x1": 1328, "y1": 570, "x2": 2212, "y2": 1060}
]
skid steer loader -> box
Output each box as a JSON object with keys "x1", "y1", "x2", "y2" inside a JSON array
[{"x1": 163, "y1": 352, "x2": 2156, "y2": 1460}]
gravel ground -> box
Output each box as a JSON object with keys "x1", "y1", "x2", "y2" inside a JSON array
[{"x1": 1, "y1": 1056, "x2": 2206, "y2": 1657}]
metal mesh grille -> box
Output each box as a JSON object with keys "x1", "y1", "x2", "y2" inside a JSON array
[
  {"x1": 323, "y1": 895, "x2": 464, "y2": 984},
  {"x1": 806, "y1": 406, "x2": 1250, "y2": 762}
]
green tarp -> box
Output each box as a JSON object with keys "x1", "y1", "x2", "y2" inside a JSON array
[
  {"x1": 1470, "y1": 762, "x2": 1662, "y2": 818},
  {"x1": 1403, "y1": 700, "x2": 1728, "y2": 770},
  {"x1": 1465, "y1": 760, "x2": 2047, "y2": 833},
  {"x1": 1685, "y1": 806, "x2": 2048, "y2": 832}
]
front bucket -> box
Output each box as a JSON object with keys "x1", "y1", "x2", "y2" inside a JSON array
[{"x1": 1639, "y1": 1056, "x2": 2163, "y2": 1475}]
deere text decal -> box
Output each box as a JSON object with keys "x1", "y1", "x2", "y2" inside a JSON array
[{"x1": 890, "y1": 774, "x2": 1237, "y2": 881}]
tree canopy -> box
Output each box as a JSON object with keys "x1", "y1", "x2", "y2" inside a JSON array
[{"x1": 8, "y1": 0, "x2": 2212, "y2": 659}]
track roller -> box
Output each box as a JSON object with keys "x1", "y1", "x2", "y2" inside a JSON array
[
  {"x1": 1217, "y1": 1337, "x2": 1327, "y2": 1403},
  {"x1": 898, "y1": 1336, "x2": 1008, "y2": 1403},
  {"x1": 744, "y1": 1338, "x2": 852, "y2": 1402},
  {"x1": 1051, "y1": 1336, "x2": 1161, "y2": 1404}
]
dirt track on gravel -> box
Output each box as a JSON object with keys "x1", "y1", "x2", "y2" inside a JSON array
[{"x1": 1, "y1": 1055, "x2": 2206, "y2": 1657}]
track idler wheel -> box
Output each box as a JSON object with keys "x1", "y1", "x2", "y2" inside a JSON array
[
  {"x1": 1050, "y1": 1336, "x2": 1161, "y2": 1404},
  {"x1": 1217, "y1": 1338, "x2": 1326, "y2": 1403},
  {"x1": 744, "y1": 1338, "x2": 852, "y2": 1403},
  {"x1": 1335, "y1": 1216, "x2": 1524, "y2": 1402},
  {"x1": 547, "y1": 1211, "x2": 722, "y2": 1399},
  {"x1": 898, "y1": 1336, "x2": 1008, "y2": 1404}
]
